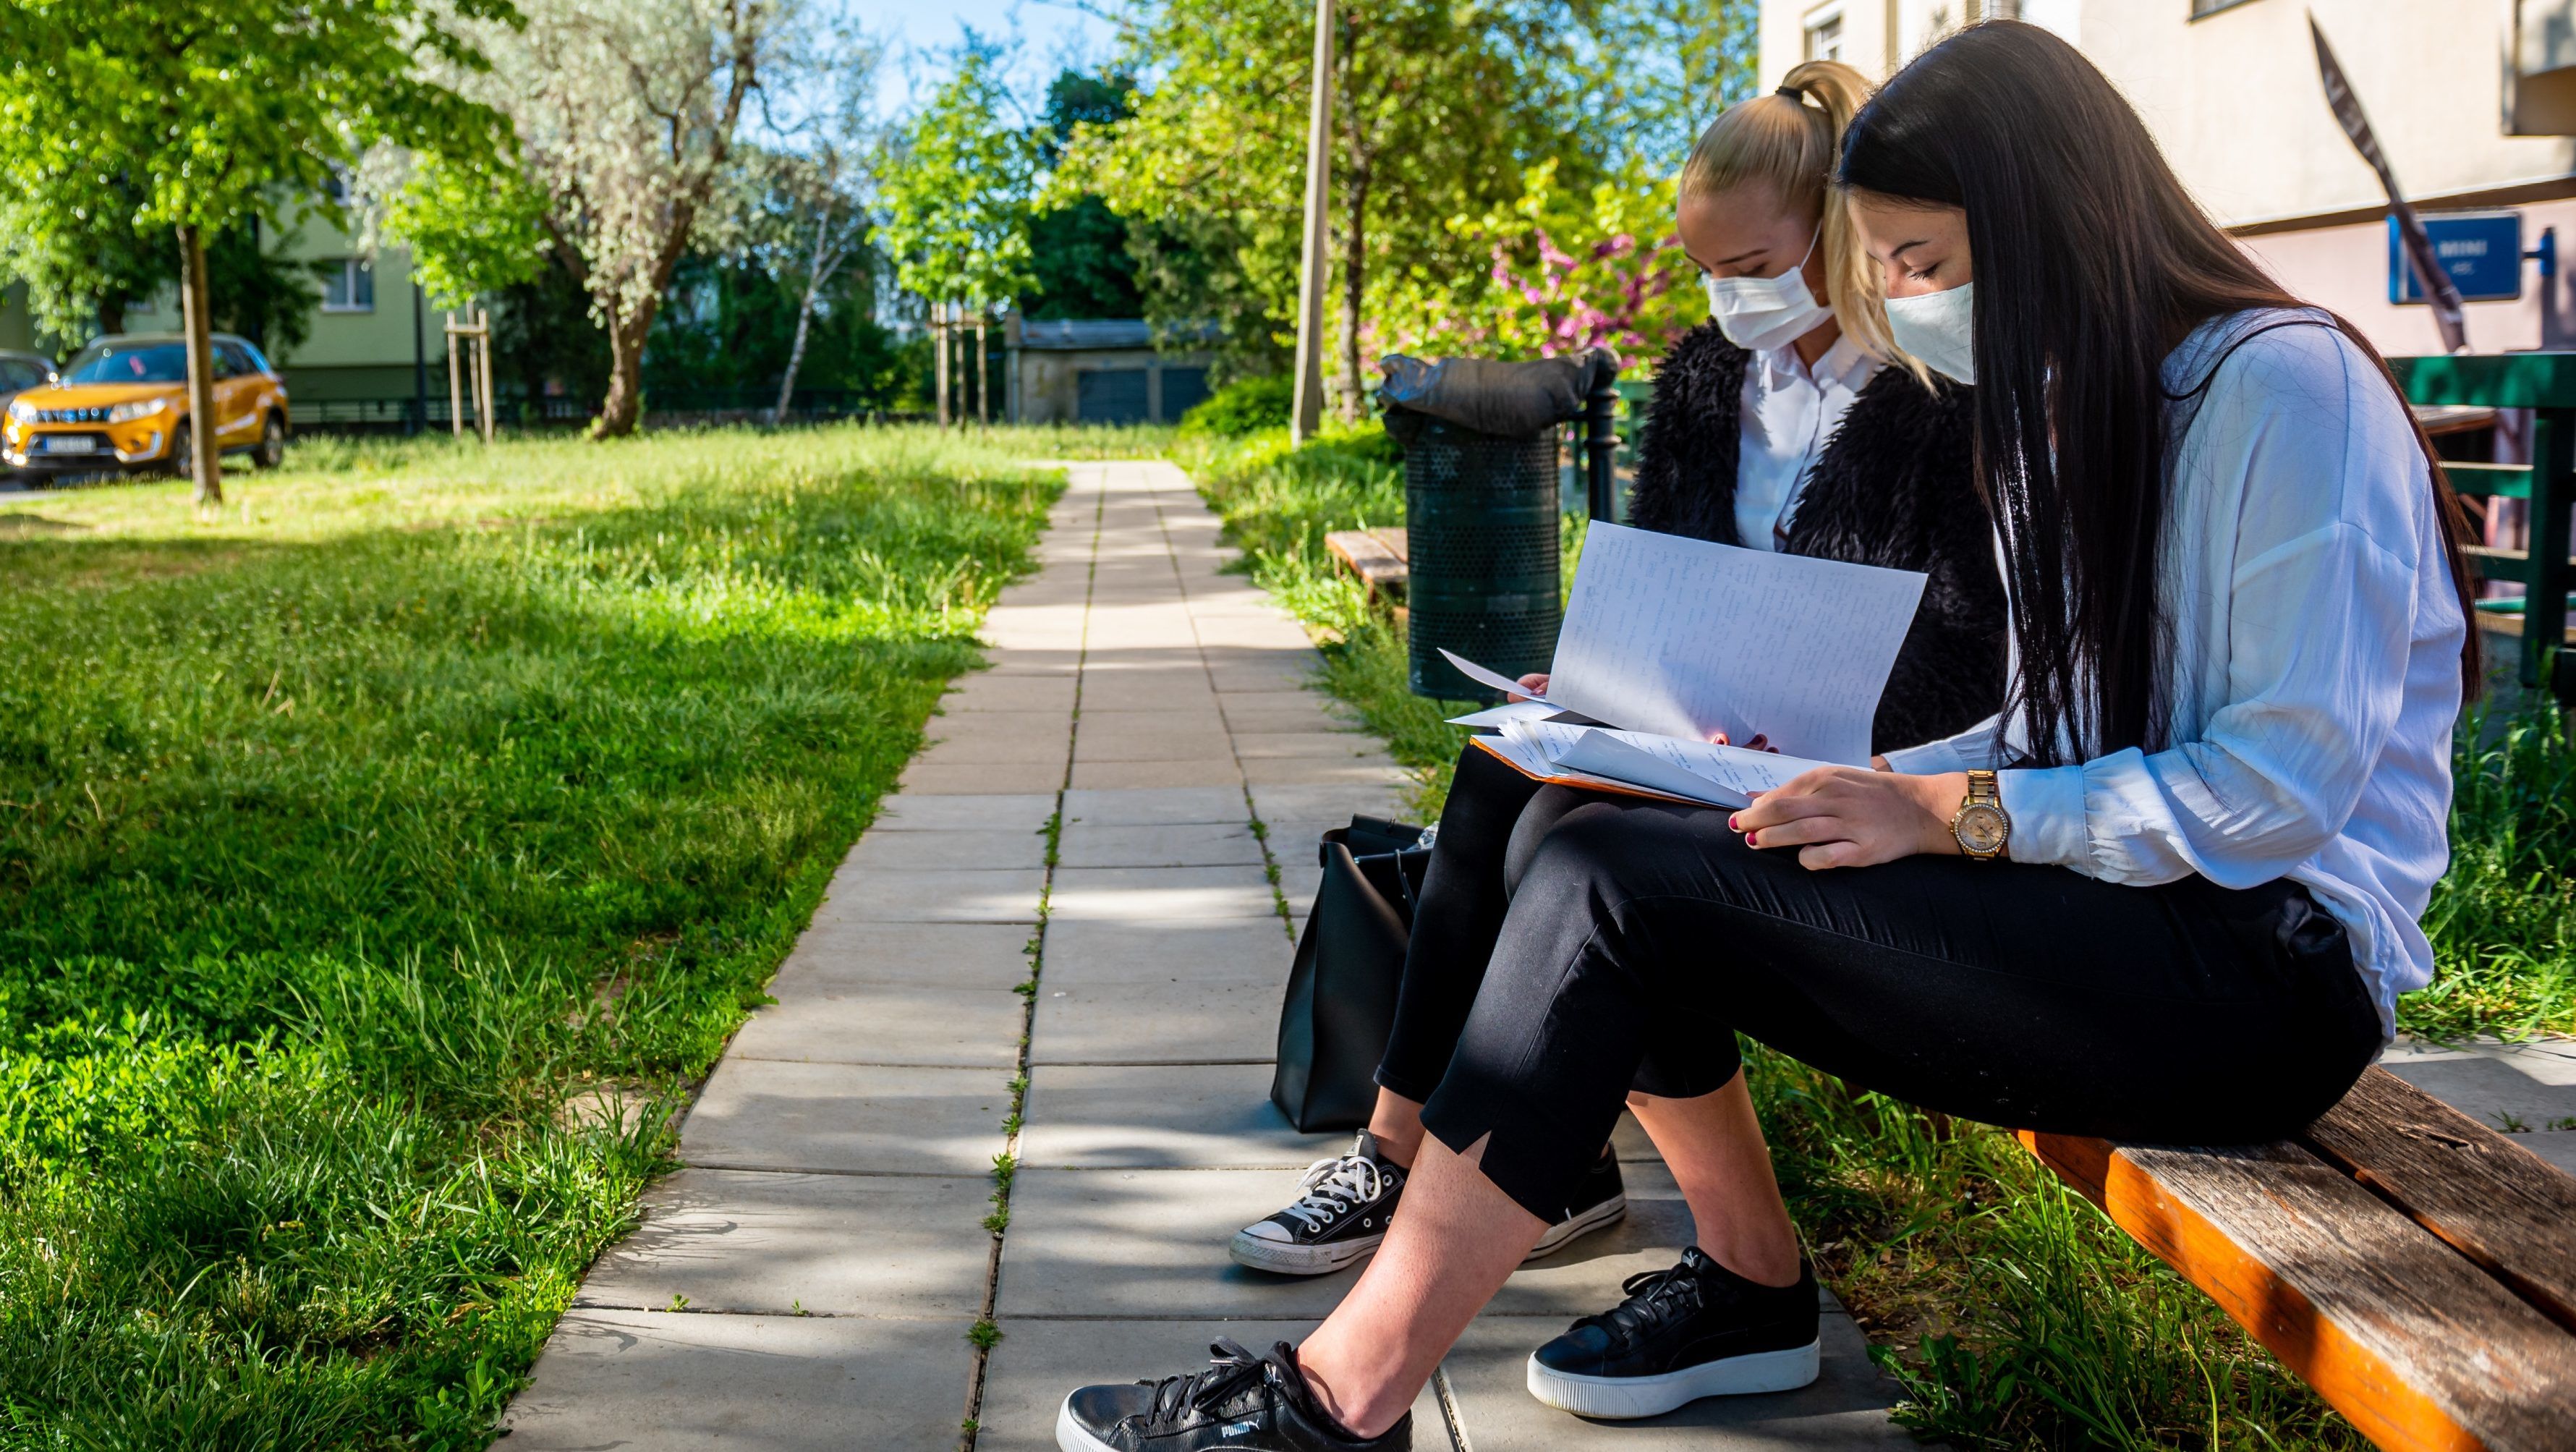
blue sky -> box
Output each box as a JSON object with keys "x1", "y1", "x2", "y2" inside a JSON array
[{"x1": 871, "y1": 0, "x2": 1121, "y2": 117}]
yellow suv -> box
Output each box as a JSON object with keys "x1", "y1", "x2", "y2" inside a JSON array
[{"x1": 1, "y1": 333, "x2": 289, "y2": 477}]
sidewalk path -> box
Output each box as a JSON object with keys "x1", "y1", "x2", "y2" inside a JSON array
[{"x1": 493, "y1": 459, "x2": 1912, "y2": 1449}]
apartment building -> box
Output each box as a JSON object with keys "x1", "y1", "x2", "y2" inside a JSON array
[
  {"x1": 1759, "y1": 0, "x2": 2576, "y2": 357},
  {"x1": 0, "y1": 208, "x2": 450, "y2": 408}
]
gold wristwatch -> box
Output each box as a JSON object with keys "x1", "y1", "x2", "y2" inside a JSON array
[{"x1": 1950, "y1": 769, "x2": 2010, "y2": 860}]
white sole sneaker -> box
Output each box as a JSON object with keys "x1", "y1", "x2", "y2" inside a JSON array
[
  {"x1": 1229, "y1": 1226, "x2": 1384, "y2": 1275},
  {"x1": 1057, "y1": 1393, "x2": 1117, "y2": 1451},
  {"x1": 1523, "y1": 1338, "x2": 1821, "y2": 1419},
  {"x1": 1523, "y1": 1192, "x2": 1627, "y2": 1262}
]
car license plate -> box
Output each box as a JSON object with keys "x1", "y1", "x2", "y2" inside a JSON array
[{"x1": 37, "y1": 436, "x2": 98, "y2": 454}]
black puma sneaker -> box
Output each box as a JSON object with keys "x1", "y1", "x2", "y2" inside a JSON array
[
  {"x1": 1055, "y1": 1338, "x2": 1411, "y2": 1451},
  {"x1": 1525, "y1": 1248, "x2": 1819, "y2": 1419},
  {"x1": 1232, "y1": 1137, "x2": 1627, "y2": 1275},
  {"x1": 1230, "y1": 1134, "x2": 1407, "y2": 1275}
]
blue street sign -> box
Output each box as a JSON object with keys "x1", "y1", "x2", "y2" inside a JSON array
[{"x1": 2389, "y1": 211, "x2": 2525, "y2": 305}]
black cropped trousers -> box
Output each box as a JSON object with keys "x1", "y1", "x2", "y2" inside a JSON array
[{"x1": 1381, "y1": 744, "x2": 2384, "y2": 1223}]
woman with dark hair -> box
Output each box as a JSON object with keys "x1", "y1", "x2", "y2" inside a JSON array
[
  {"x1": 1054, "y1": 22, "x2": 2478, "y2": 1451},
  {"x1": 1225, "y1": 55, "x2": 2005, "y2": 1288}
]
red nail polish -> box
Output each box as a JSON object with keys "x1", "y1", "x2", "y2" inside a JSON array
[
  {"x1": 1745, "y1": 831, "x2": 1759, "y2": 847},
  {"x1": 1727, "y1": 815, "x2": 1740, "y2": 830}
]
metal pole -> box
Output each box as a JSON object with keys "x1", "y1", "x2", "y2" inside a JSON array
[
  {"x1": 1584, "y1": 365, "x2": 1620, "y2": 522},
  {"x1": 477, "y1": 306, "x2": 496, "y2": 443},
  {"x1": 1289, "y1": 0, "x2": 1334, "y2": 446},
  {"x1": 411, "y1": 279, "x2": 428, "y2": 437},
  {"x1": 977, "y1": 315, "x2": 989, "y2": 428},
  {"x1": 446, "y1": 310, "x2": 464, "y2": 439}
]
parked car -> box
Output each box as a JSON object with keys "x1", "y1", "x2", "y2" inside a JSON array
[{"x1": 0, "y1": 333, "x2": 289, "y2": 478}]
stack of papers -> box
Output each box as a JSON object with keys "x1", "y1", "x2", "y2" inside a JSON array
[{"x1": 1441, "y1": 522, "x2": 1928, "y2": 808}]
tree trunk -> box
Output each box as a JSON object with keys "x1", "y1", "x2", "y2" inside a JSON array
[
  {"x1": 773, "y1": 205, "x2": 834, "y2": 426},
  {"x1": 98, "y1": 292, "x2": 127, "y2": 338},
  {"x1": 1337, "y1": 165, "x2": 1370, "y2": 425},
  {"x1": 935, "y1": 308, "x2": 951, "y2": 428},
  {"x1": 976, "y1": 317, "x2": 988, "y2": 427},
  {"x1": 595, "y1": 302, "x2": 658, "y2": 438},
  {"x1": 177, "y1": 224, "x2": 221, "y2": 507}
]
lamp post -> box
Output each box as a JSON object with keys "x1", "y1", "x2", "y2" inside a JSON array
[{"x1": 1290, "y1": 0, "x2": 1334, "y2": 446}]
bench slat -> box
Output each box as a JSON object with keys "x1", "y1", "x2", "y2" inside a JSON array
[
  {"x1": 2023, "y1": 1131, "x2": 2576, "y2": 1452},
  {"x1": 2301, "y1": 1067, "x2": 2576, "y2": 1335},
  {"x1": 1325, "y1": 529, "x2": 1410, "y2": 597}
]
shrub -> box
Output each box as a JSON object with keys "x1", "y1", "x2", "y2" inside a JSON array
[{"x1": 1178, "y1": 374, "x2": 1296, "y2": 437}]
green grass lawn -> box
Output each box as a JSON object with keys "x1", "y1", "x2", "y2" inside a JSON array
[
  {"x1": 1187, "y1": 425, "x2": 2576, "y2": 1451},
  {"x1": 0, "y1": 426, "x2": 1075, "y2": 1447}
]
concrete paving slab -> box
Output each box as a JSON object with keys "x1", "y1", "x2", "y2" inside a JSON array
[
  {"x1": 1242, "y1": 756, "x2": 1414, "y2": 787},
  {"x1": 1220, "y1": 703, "x2": 1366, "y2": 735},
  {"x1": 497, "y1": 1308, "x2": 974, "y2": 1451},
  {"x1": 1248, "y1": 783, "x2": 1416, "y2": 827},
  {"x1": 1231, "y1": 732, "x2": 1392, "y2": 760},
  {"x1": 1029, "y1": 977, "x2": 1284, "y2": 1064},
  {"x1": 1041, "y1": 918, "x2": 1295, "y2": 986},
  {"x1": 1069, "y1": 757, "x2": 1248, "y2": 789},
  {"x1": 1076, "y1": 727, "x2": 1244, "y2": 763},
  {"x1": 899, "y1": 760, "x2": 1070, "y2": 795},
  {"x1": 1019, "y1": 1063, "x2": 1329, "y2": 1169},
  {"x1": 974, "y1": 1319, "x2": 1443, "y2": 1452},
  {"x1": 682, "y1": 1058, "x2": 1011, "y2": 1176},
  {"x1": 773, "y1": 920, "x2": 1033, "y2": 993},
  {"x1": 1057, "y1": 820, "x2": 1266, "y2": 869},
  {"x1": 574, "y1": 1168, "x2": 992, "y2": 1317},
  {"x1": 2521, "y1": 1130, "x2": 2576, "y2": 1177},
  {"x1": 1438, "y1": 1303, "x2": 1911, "y2": 1449},
  {"x1": 1062, "y1": 786, "x2": 1249, "y2": 825},
  {"x1": 994, "y1": 1162, "x2": 1701, "y2": 1320},
  {"x1": 729, "y1": 982, "x2": 1026, "y2": 1068},
  {"x1": 917, "y1": 713, "x2": 1078, "y2": 765},
  {"x1": 1049, "y1": 865, "x2": 1278, "y2": 922},
  {"x1": 942, "y1": 674, "x2": 1079, "y2": 714},
  {"x1": 2379, "y1": 1056, "x2": 2576, "y2": 1133},
  {"x1": 816, "y1": 866, "x2": 1045, "y2": 924},
  {"x1": 872, "y1": 792, "x2": 1059, "y2": 833},
  {"x1": 843, "y1": 827, "x2": 1048, "y2": 872},
  {"x1": 1076, "y1": 708, "x2": 1231, "y2": 736}
]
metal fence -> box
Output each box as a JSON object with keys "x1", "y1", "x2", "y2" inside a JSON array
[{"x1": 289, "y1": 387, "x2": 914, "y2": 438}]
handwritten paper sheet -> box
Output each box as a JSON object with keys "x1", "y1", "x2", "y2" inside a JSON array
[
  {"x1": 1505, "y1": 720, "x2": 1828, "y2": 808},
  {"x1": 1543, "y1": 522, "x2": 1925, "y2": 766}
]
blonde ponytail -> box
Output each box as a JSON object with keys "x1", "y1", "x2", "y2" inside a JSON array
[{"x1": 1680, "y1": 60, "x2": 1913, "y2": 373}]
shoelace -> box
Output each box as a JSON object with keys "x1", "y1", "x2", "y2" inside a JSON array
[
  {"x1": 1278, "y1": 1152, "x2": 1385, "y2": 1233},
  {"x1": 1578, "y1": 1262, "x2": 1706, "y2": 1349},
  {"x1": 1132, "y1": 1338, "x2": 1300, "y2": 1430}
]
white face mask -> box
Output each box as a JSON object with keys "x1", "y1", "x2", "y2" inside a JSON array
[
  {"x1": 1884, "y1": 281, "x2": 1976, "y2": 384},
  {"x1": 1701, "y1": 231, "x2": 1832, "y2": 354}
]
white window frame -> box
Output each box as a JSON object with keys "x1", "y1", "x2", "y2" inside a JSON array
[
  {"x1": 1802, "y1": 1, "x2": 1847, "y2": 64},
  {"x1": 320, "y1": 258, "x2": 375, "y2": 314}
]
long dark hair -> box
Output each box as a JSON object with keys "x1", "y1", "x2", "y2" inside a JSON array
[{"x1": 1836, "y1": 21, "x2": 2481, "y2": 765}]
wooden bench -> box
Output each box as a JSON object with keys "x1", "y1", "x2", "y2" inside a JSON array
[
  {"x1": 1324, "y1": 527, "x2": 1408, "y2": 601},
  {"x1": 2020, "y1": 1065, "x2": 2576, "y2": 1450}
]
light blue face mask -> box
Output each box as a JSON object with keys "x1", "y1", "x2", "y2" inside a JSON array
[
  {"x1": 1884, "y1": 281, "x2": 1976, "y2": 384},
  {"x1": 1701, "y1": 230, "x2": 1831, "y2": 353}
]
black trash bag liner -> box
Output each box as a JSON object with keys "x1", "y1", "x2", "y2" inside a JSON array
[{"x1": 1377, "y1": 348, "x2": 1618, "y2": 441}]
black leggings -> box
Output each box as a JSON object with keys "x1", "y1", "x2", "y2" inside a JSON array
[{"x1": 1385, "y1": 746, "x2": 2384, "y2": 1223}]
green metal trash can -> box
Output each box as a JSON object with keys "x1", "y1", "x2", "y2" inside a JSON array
[{"x1": 1389, "y1": 412, "x2": 1561, "y2": 700}]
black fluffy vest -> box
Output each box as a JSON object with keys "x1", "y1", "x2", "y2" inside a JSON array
[{"x1": 1623, "y1": 323, "x2": 2006, "y2": 752}]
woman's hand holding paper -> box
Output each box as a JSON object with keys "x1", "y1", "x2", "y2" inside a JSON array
[
  {"x1": 1505, "y1": 672, "x2": 1551, "y2": 704},
  {"x1": 1731, "y1": 768, "x2": 1968, "y2": 869}
]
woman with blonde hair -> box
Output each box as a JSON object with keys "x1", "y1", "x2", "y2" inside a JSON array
[{"x1": 1186, "y1": 48, "x2": 2004, "y2": 1403}]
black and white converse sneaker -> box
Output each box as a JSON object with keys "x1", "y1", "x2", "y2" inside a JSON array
[
  {"x1": 1230, "y1": 1134, "x2": 1406, "y2": 1275},
  {"x1": 1525, "y1": 1248, "x2": 1819, "y2": 1419},
  {"x1": 1524, "y1": 1145, "x2": 1628, "y2": 1261},
  {"x1": 1055, "y1": 1337, "x2": 1410, "y2": 1451},
  {"x1": 1233, "y1": 1137, "x2": 1630, "y2": 1275}
]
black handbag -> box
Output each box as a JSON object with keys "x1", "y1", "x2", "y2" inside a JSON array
[{"x1": 1270, "y1": 815, "x2": 1434, "y2": 1132}]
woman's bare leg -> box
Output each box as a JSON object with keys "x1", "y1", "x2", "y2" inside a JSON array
[
  {"x1": 1294, "y1": 1134, "x2": 1543, "y2": 1437},
  {"x1": 1364, "y1": 1087, "x2": 1427, "y2": 1166},
  {"x1": 1625, "y1": 1069, "x2": 1802, "y2": 1287}
]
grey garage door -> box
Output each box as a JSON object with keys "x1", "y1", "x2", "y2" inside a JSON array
[
  {"x1": 1076, "y1": 369, "x2": 1149, "y2": 424},
  {"x1": 1159, "y1": 367, "x2": 1211, "y2": 422}
]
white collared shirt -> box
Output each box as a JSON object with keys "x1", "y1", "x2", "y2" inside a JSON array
[
  {"x1": 1735, "y1": 331, "x2": 1881, "y2": 550},
  {"x1": 1883, "y1": 310, "x2": 2465, "y2": 1035}
]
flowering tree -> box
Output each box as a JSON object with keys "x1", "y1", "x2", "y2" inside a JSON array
[{"x1": 1374, "y1": 158, "x2": 1699, "y2": 370}]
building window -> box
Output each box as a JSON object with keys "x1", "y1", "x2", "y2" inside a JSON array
[
  {"x1": 2189, "y1": 0, "x2": 2257, "y2": 17},
  {"x1": 320, "y1": 258, "x2": 375, "y2": 313},
  {"x1": 1803, "y1": 4, "x2": 1844, "y2": 61}
]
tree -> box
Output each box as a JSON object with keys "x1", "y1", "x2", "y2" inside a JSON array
[
  {"x1": 1065, "y1": 0, "x2": 1602, "y2": 420},
  {"x1": 428, "y1": 0, "x2": 787, "y2": 437},
  {"x1": 0, "y1": 0, "x2": 513, "y2": 504},
  {"x1": 1023, "y1": 71, "x2": 1144, "y2": 320},
  {"x1": 741, "y1": 20, "x2": 880, "y2": 423},
  {"x1": 875, "y1": 41, "x2": 1040, "y2": 421}
]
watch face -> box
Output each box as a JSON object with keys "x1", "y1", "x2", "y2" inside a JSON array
[{"x1": 1955, "y1": 803, "x2": 2010, "y2": 857}]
